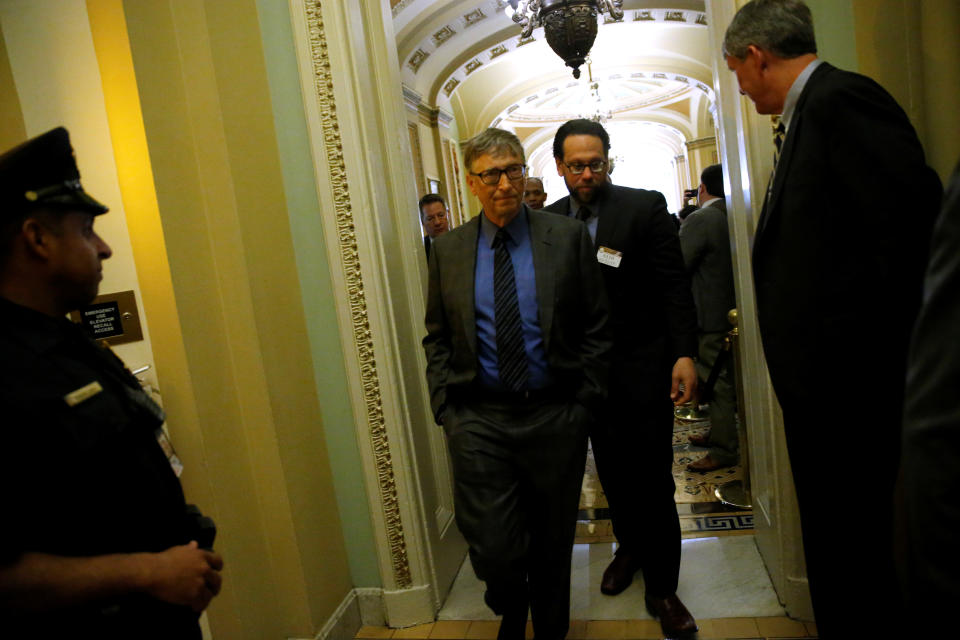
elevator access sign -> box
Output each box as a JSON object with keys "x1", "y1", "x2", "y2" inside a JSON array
[
  {"x1": 81, "y1": 301, "x2": 123, "y2": 338},
  {"x1": 69, "y1": 290, "x2": 144, "y2": 345}
]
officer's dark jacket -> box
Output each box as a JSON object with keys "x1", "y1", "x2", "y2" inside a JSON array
[{"x1": 0, "y1": 296, "x2": 200, "y2": 638}]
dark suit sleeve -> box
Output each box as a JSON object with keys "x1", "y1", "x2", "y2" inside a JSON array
[
  {"x1": 644, "y1": 191, "x2": 698, "y2": 359},
  {"x1": 574, "y1": 221, "x2": 612, "y2": 410},
  {"x1": 422, "y1": 242, "x2": 451, "y2": 424},
  {"x1": 901, "y1": 166, "x2": 960, "y2": 609},
  {"x1": 808, "y1": 73, "x2": 941, "y2": 325}
]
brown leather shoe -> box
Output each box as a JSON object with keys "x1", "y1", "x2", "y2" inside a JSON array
[
  {"x1": 600, "y1": 552, "x2": 640, "y2": 595},
  {"x1": 686, "y1": 453, "x2": 730, "y2": 472},
  {"x1": 687, "y1": 432, "x2": 711, "y2": 447},
  {"x1": 645, "y1": 593, "x2": 698, "y2": 637}
]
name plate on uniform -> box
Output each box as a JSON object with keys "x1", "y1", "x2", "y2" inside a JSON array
[{"x1": 69, "y1": 290, "x2": 144, "y2": 345}]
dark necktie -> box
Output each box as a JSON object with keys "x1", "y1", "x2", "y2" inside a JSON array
[
  {"x1": 492, "y1": 228, "x2": 529, "y2": 392},
  {"x1": 759, "y1": 119, "x2": 787, "y2": 237},
  {"x1": 577, "y1": 206, "x2": 591, "y2": 222},
  {"x1": 772, "y1": 119, "x2": 786, "y2": 168}
]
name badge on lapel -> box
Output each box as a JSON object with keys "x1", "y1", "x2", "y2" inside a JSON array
[
  {"x1": 64, "y1": 381, "x2": 104, "y2": 407},
  {"x1": 597, "y1": 246, "x2": 623, "y2": 268}
]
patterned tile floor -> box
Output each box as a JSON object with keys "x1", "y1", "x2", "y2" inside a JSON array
[{"x1": 577, "y1": 413, "x2": 752, "y2": 544}]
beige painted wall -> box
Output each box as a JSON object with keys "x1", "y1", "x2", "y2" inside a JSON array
[
  {"x1": 0, "y1": 28, "x2": 25, "y2": 150},
  {"x1": 0, "y1": 0, "x2": 157, "y2": 386},
  {"x1": 114, "y1": 0, "x2": 354, "y2": 637},
  {"x1": 2, "y1": 0, "x2": 355, "y2": 637},
  {"x1": 853, "y1": 0, "x2": 960, "y2": 181}
]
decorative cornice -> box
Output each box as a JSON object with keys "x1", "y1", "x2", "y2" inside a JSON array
[
  {"x1": 303, "y1": 0, "x2": 412, "y2": 589},
  {"x1": 463, "y1": 8, "x2": 487, "y2": 27},
  {"x1": 402, "y1": 84, "x2": 423, "y2": 111},
  {"x1": 417, "y1": 103, "x2": 439, "y2": 127},
  {"x1": 491, "y1": 73, "x2": 711, "y2": 126},
  {"x1": 392, "y1": 0, "x2": 415, "y2": 18},
  {"x1": 432, "y1": 25, "x2": 456, "y2": 47},
  {"x1": 443, "y1": 77, "x2": 460, "y2": 97},
  {"x1": 686, "y1": 136, "x2": 717, "y2": 150},
  {"x1": 408, "y1": 48, "x2": 429, "y2": 73}
]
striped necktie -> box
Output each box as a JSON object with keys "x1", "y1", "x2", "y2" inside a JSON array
[
  {"x1": 773, "y1": 119, "x2": 786, "y2": 168},
  {"x1": 492, "y1": 228, "x2": 529, "y2": 392}
]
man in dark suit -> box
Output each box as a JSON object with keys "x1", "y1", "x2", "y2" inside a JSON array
[
  {"x1": 543, "y1": 119, "x2": 699, "y2": 638},
  {"x1": 420, "y1": 193, "x2": 449, "y2": 260},
  {"x1": 901, "y1": 163, "x2": 960, "y2": 636},
  {"x1": 723, "y1": 1, "x2": 942, "y2": 635},
  {"x1": 679, "y1": 164, "x2": 738, "y2": 472},
  {"x1": 423, "y1": 128, "x2": 610, "y2": 640}
]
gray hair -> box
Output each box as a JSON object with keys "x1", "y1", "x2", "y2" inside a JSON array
[
  {"x1": 462, "y1": 128, "x2": 525, "y2": 172},
  {"x1": 723, "y1": 0, "x2": 817, "y2": 60}
]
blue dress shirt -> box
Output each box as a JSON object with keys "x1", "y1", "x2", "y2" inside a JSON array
[{"x1": 474, "y1": 206, "x2": 552, "y2": 390}]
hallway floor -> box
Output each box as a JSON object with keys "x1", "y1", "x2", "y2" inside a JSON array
[
  {"x1": 356, "y1": 615, "x2": 817, "y2": 639},
  {"x1": 357, "y1": 412, "x2": 814, "y2": 639}
]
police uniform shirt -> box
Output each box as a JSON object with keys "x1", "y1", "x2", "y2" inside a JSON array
[{"x1": 0, "y1": 296, "x2": 199, "y2": 637}]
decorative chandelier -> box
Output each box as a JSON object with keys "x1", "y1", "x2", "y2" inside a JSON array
[{"x1": 506, "y1": 0, "x2": 624, "y2": 79}]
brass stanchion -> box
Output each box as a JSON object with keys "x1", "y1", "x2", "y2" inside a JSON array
[
  {"x1": 714, "y1": 308, "x2": 752, "y2": 509},
  {"x1": 675, "y1": 402, "x2": 709, "y2": 422}
]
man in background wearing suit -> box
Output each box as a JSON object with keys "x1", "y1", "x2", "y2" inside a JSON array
[
  {"x1": 679, "y1": 164, "x2": 738, "y2": 472},
  {"x1": 423, "y1": 128, "x2": 610, "y2": 640},
  {"x1": 543, "y1": 119, "x2": 699, "y2": 638},
  {"x1": 724, "y1": 1, "x2": 942, "y2": 635},
  {"x1": 420, "y1": 193, "x2": 449, "y2": 260}
]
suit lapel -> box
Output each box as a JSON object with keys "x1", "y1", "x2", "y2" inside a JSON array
[
  {"x1": 528, "y1": 209, "x2": 556, "y2": 353},
  {"x1": 757, "y1": 63, "x2": 831, "y2": 243},
  {"x1": 595, "y1": 186, "x2": 622, "y2": 250},
  {"x1": 456, "y1": 216, "x2": 480, "y2": 357}
]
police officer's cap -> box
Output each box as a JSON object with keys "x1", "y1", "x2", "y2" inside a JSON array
[{"x1": 0, "y1": 127, "x2": 108, "y2": 217}]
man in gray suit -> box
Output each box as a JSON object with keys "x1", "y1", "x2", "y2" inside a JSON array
[
  {"x1": 423, "y1": 128, "x2": 610, "y2": 640},
  {"x1": 679, "y1": 164, "x2": 738, "y2": 471},
  {"x1": 901, "y1": 162, "x2": 960, "y2": 636}
]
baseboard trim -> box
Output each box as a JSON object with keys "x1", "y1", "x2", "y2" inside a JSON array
[
  {"x1": 315, "y1": 589, "x2": 364, "y2": 640},
  {"x1": 315, "y1": 585, "x2": 434, "y2": 638},
  {"x1": 383, "y1": 584, "x2": 433, "y2": 627}
]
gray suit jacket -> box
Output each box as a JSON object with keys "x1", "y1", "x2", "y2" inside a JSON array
[
  {"x1": 901, "y1": 163, "x2": 960, "y2": 616},
  {"x1": 679, "y1": 199, "x2": 736, "y2": 333},
  {"x1": 422, "y1": 207, "x2": 611, "y2": 423}
]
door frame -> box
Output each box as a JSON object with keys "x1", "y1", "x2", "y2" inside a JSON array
[{"x1": 704, "y1": 0, "x2": 813, "y2": 620}]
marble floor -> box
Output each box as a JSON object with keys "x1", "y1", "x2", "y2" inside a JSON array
[{"x1": 438, "y1": 535, "x2": 785, "y2": 622}]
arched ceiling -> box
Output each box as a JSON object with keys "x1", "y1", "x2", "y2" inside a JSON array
[{"x1": 392, "y1": 0, "x2": 715, "y2": 152}]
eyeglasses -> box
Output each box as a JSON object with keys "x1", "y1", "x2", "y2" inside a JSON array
[
  {"x1": 470, "y1": 164, "x2": 527, "y2": 186},
  {"x1": 562, "y1": 160, "x2": 607, "y2": 175}
]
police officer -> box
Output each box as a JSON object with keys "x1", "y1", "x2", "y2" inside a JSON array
[{"x1": 0, "y1": 128, "x2": 223, "y2": 638}]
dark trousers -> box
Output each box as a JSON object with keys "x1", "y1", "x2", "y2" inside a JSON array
[
  {"x1": 696, "y1": 331, "x2": 738, "y2": 464},
  {"x1": 593, "y1": 369, "x2": 680, "y2": 596},
  {"x1": 445, "y1": 397, "x2": 590, "y2": 640},
  {"x1": 778, "y1": 367, "x2": 906, "y2": 638}
]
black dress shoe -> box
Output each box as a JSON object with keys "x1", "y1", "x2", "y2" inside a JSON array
[
  {"x1": 497, "y1": 612, "x2": 527, "y2": 640},
  {"x1": 645, "y1": 593, "x2": 698, "y2": 637},
  {"x1": 600, "y1": 552, "x2": 640, "y2": 595}
]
